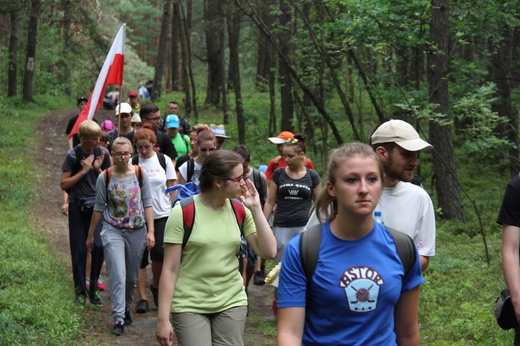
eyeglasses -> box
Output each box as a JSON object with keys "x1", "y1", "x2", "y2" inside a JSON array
[
  {"x1": 285, "y1": 138, "x2": 299, "y2": 144},
  {"x1": 227, "y1": 175, "x2": 245, "y2": 183},
  {"x1": 145, "y1": 117, "x2": 161, "y2": 122},
  {"x1": 198, "y1": 146, "x2": 217, "y2": 152},
  {"x1": 113, "y1": 152, "x2": 132, "y2": 158}
]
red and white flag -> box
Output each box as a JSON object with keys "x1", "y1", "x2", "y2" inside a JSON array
[{"x1": 69, "y1": 24, "x2": 126, "y2": 138}]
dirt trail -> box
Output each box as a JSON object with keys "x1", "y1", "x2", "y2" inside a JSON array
[{"x1": 33, "y1": 109, "x2": 276, "y2": 345}]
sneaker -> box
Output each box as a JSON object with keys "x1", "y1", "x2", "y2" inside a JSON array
[
  {"x1": 89, "y1": 291, "x2": 102, "y2": 306},
  {"x1": 75, "y1": 295, "x2": 87, "y2": 307},
  {"x1": 136, "y1": 299, "x2": 148, "y2": 314},
  {"x1": 97, "y1": 276, "x2": 106, "y2": 291},
  {"x1": 150, "y1": 284, "x2": 159, "y2": 307},
  {"x1": 253, "y1": 270, "x2": 266, "y2": 286},
  {"x1": 111, "y1": 321, "x2": 124, "y2": 336},
  {"x1": 85, "y1": 277, "x2": 90, "y2": 289},
  {"x1": 124, "y1": 309, "x2": 132, "y2": 326}
]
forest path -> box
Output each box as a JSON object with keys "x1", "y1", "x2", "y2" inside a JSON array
[{"x1": 33, "y1": 109, "x2": 276, "y2": 345}]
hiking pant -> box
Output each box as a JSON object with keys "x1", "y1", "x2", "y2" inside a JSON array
[
  {"x1": 68, "y1": 202, "x2": 104, "y2": 297},
  {"x1": 101, "y1": 224, "x2": 146, "y2": 324},
  {"x1": 172, "y1": 306, "x2": 247, "y2": 346}
]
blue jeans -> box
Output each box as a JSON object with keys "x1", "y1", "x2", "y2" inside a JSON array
[
  {"x1": 101, "y1": 224, "x2": 146, "y2": 323},
  {"x1": 68, "y1": 202, "x2": 104, "y2": 297}
]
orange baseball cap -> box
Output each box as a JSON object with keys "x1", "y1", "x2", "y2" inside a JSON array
[{"x1": 268, "y1": 131, "x2": 295, "y2": 144}]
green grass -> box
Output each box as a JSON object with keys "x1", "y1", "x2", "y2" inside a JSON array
[
  {"x1": 0, "y1": 93, "x2": 517, "y2": 344},
  {"x1": 0, "y1": 96, "x2": 83, "y2": 346}
]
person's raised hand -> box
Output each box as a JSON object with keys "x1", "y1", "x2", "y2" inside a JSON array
[{"x1": 239, "y1": 179, "x2": 260, "y2": 210}]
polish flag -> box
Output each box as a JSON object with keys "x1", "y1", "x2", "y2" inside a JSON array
[{"x1": 69, "y1": 24, "x2": 126, "y2": 138}]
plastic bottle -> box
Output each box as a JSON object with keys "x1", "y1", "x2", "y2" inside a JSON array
[{"x1": 374, "y1": 211, "x2": 384, "y2": 224}]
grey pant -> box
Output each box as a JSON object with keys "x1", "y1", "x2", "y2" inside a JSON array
[
  {"x1": 273, "y1": 226, "x2": 303, "y2": 263},
  {"x1": 172, "y1": 306, "x2": 247, "y2": 346},
  {"x1": 101, "y1": 224, "x2": 146, "y2": 324}
]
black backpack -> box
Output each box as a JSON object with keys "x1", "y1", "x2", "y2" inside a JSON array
[
  {"x1": 299, "y1": 224, "x2": 416, "y2": 288},
  {"x1": 131, "y1": 152, "x2": 167, "y2": 172}
]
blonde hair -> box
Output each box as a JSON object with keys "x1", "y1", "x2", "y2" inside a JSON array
[
  {"x1": 111, "y1": 137, "x2": 134, "y2": 154},
  {"x1": 314, "y1": 142, "x2": 384, "y2": 223},
  {"x1": 78, "y1": 120, "x2": 101, "y2": 139}
]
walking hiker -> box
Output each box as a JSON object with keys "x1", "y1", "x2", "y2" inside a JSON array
[
  {"x1": 60, "y1": 120, "x2": 111, "y2": 307},
  {"x1": 277, "y1": 142, "x2": 424, "y2": 345},
  {"x1": 156, "y1": 150, "x2": 276, "y2": 346},
  {"x1": 86, "y1": 137, "x2": 155, "y2": 336}
]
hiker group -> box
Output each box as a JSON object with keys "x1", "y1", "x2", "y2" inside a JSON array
[{"x1": 61, "y1": 95, "x2": 437, "y2": 345}]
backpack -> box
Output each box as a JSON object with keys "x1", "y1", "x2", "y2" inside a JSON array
[
  {"x1": 186, "y1": 158, "x2": 195, "y2": 183},
  {"x1": 299, "y1": 223, "x2": 416, "y2": 288},
  {"x1": 131, "y1": 152, "x2": 167, "y2": 172},
  {"x1": 179, "y1": 196, "x2": 246, "y2": 248},
  {"x1": 251, "y1": 168, "x2": 266, "y2": 205},
  {"x1": 103, "y1": 165, "x2": 144, "y2": 195}
]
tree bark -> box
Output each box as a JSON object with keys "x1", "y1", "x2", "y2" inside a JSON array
[
  {"x1": 428, "y1": 0, "x2": 465, "y2": 221},
  {"x1": 23, "y1": 0, "x2": 42, "y2": 102},
  {"x1": 8, "y1": 10, "x2": 19, "y2": 97},
  {"x1": 278, "y1": 0, "x2": 294, "y2": 131},
  {"x1": 204, "y1": 0, "x2": 225, "y2": 106},
  {"x1": 152, "y1": 0, "x2": 172, "y2": 101},
  {"x1": 171, "y1": 0, "x2": 181, "y2": 92},
  {"x1": 490, "y1": 32, "x2": 520, "y2": 177},
  {"x1": 62, "y1": 0, "x2": 72, "y2": 96}
]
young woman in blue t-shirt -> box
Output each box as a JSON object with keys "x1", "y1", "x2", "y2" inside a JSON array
[{"x1": 277, "y1": 142, "x2": 424, "y2": 346}]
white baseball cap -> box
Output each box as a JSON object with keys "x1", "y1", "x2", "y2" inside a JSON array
[{"x1": 371, "y1": 119, "x2": 432, "y2": 151}]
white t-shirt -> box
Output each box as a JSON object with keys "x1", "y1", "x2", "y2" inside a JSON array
[
  {"x1": 376, "y1": 182, "x2": 436, "y2": 257},
  {"x1": 178, "y1": 159, "x2": 202, "y2": 184},
  {"x1": 305, "y1": 182, "x2": 435, "y2": 257},
  {"x1": 137, "y1": 153, "x2": 177, "y2": 219}
]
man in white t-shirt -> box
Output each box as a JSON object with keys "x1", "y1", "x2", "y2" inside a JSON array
[{"x1": 306, "y1": 119, "x2": 436, "y2": 271}]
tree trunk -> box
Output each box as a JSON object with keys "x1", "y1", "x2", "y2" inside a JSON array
[
  {"x1": 255, "y1": 0, "x2": 275, "y2": 92},
  {"x1": 204, "y1": 0, "x2": 225, "y2": 106},
  {"x1": 62, "y1": 0, "x2": 72, "y2": 96},
  {"x1": 23, "y1": 0, "x2": 42, "y2": 102},
  {"x1": 8, "y1": 10, "x2": 19, "y2": 97},
  {"x1": 171, "y1": 0, "x2": 181, "y2": 92},
  {"x1": 490, "y1": 32, "x2": 520, "y2": 177},
  {"x1": 226, "y1": 1, "x2": 245, "y2": 142},
  {"x1": 152, "y1": 0, "x2": 172, "y2": 101},
  {"x1": 278, "y1": 0, "x2": 293, "y2": 131},
  {"x1": 428, "y1": 0, "x2": 465, "y2": 221}
]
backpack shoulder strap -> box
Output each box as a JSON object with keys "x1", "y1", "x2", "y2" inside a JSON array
[
  {"x1": 187, "y1": 158, "x2": 195, "y2": 182},
  {"x1": 180, "y1": 196, "x2": 195, "y2": 247},
  {"x1": 386, "y1": 226, "x2": 416, "y2": 277},
  {"x1": 157, "y1": 152, "x2": 167, "y2": 171},
  {"x1": 252, "y1": 168, "x2": 261, "y2": 190},
  {"x1": 131, "y1": 155, "x2": 139, "y2": 166},
  {"x1": 299, "y1": 223, "x2": 322, "y2": 286},
  {"x1": 104, "y1": 167, "x2": 113, "y2": 193},
  {"x1": 229, "y1": 198, "x2": 246, "y2": 237},
  {"x1": 134, "y1": 165, "x2": 143, "y2": 188}
]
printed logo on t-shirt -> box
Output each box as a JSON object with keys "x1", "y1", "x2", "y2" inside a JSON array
[
  {"x1": 279, "y1": 183, "x2": 310, "y2": 201},
  {"x1": 339, "y1": 266, "x2": 384, "y2": 313}
]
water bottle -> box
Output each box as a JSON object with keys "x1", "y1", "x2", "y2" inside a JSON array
[{"x1": 374, "y1": 211, "x2": 384, "y2": 224}]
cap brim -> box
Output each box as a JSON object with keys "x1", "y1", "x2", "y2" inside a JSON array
[
  {"x1": 396, "y1": 138, "x2": 433, "y2": 151},
  {"x1": 215, "y1": 135, "x2": 231, "y2": 139},
  {"x1": 268, "y1": 138, "x2": 285, "y2": 144}
]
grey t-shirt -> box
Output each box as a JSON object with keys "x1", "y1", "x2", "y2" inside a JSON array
[
  {"x1": 61, "y1": 145, "x2": 112, "y2": 203},
  {"x1": 93, "y1": 167, "x2": 153, "y2": 229},
  {"x1": 272, "y1": 168, "x2": 320, "y2": 227}
]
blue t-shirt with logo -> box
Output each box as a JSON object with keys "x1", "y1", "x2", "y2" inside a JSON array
[{"x1": 278, "y1": 221, "x2": 424, "y2": 346}]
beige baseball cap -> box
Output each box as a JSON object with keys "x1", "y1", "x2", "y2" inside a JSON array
[{"x1": 371, "y1": 119, "x2": 432, "y2": 151}]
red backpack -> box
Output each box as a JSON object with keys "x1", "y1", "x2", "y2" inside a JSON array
[{"x1": 179, "y1": 196, "x2": 246, "y2": 248}]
